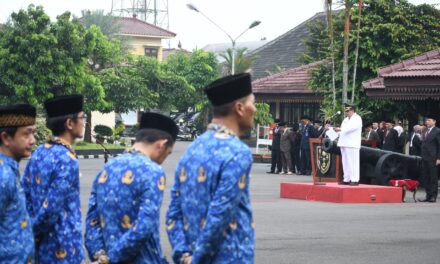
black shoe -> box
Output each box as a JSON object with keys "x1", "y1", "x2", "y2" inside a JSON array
[
  {"x1": 266, "y1": 171, "x2": 275, "y2": 174},
  {"x1": 428, "y1": 197, "x2": 437, "y2": 203},
  {"x1": 349, "y1": 182, "x2": 359, "y2": 186},
  {"x1": 418, "y1": 197, "x2": 431, "y2": 202},
  {"x1": 338, "y1": 181, "x2": 350, "y2": 185}
]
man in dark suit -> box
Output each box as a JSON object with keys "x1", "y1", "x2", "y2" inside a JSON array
[
  {"x1": 364, "y1": 122, "x2": 381, "y2": 145},
  {"x1": 268, "y1": 119, "x2": 282, "y2": 174},
  {"x1": 382, "y1": 120, "x2": 399, "y2": 152},
  {"x1": 299, "y1": 116, "x2": 315, "y2": 175},
  {"x1": 313, "y1": 120, "x2": 325, "y2": 138},
  {"x1": 290, "y1": 123, "x2": 301, "y2": 174},
  {"x1": 418, "y1": 116, "x2": 440, "y2": 203},
  {"x1": 375, "y1": 121, "x2": 386, "y2": 149},
  {"x1": 409, "y1": 125, "x2": 422, "y2": 156}
]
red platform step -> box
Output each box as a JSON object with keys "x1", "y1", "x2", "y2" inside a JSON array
[{"x1": 280, "y1": 182, "x2": 402, "y2": 203}]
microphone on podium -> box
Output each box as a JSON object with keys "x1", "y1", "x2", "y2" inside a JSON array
[{"x1": 329, "y1": 111, "x2": 341, "y2": 119}]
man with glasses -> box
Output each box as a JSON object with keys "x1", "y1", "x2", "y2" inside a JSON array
[
  {"x1": 22, "y1": 95, "x2": 86, "y2": 263},
  {"x1": 0, "y1": 104, "x2": 36, "y2": 263}
]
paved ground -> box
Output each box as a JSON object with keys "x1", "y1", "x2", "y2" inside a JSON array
[{"x1": 21, "y1": 141, "x2": 440, "y2": 263}]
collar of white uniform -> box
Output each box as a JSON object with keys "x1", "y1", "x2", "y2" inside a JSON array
[{"x1": 207, "y1": 123, "x2": 237, "y2": 137}]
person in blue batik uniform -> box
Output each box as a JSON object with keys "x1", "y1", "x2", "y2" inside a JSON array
[
  {"x1": 22, "y1": 95, "x2": 86, "y2": 263},
  {"x1": 0, "y1": 104, "x2": 36, "y2": 263},
  {"x1": 85, "y1": 112, "x2": 178, "y2": 264},
  {"x1": 166, "y1": 73, "x2": 257, "y2": 264}
]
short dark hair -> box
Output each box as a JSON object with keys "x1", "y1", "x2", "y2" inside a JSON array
[
  {"x1": 135, "y1": 128, "x2": 174, "y2": 147},
  {"x1": 0, "y1": 127, "x2": 18, "y2": 146},
  {"x1": 47, "y1": 113, "x2": 78, "y2": 136},
  {"x1": 212, "y1": 97, "x2": 247, "y2": 118}
]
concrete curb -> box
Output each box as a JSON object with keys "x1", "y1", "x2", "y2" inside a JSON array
[{"x1": 77, "y1": 154, "x2": 121, "y2": 159}]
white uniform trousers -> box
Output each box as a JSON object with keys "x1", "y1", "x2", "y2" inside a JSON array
[{"x1": 340, "y1": 147, "x2": 360, "y2": 183}]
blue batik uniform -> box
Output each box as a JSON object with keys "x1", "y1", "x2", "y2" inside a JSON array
[
  {"x1": 0, "y1": 153, "x2": 34, "y2": 263},
  {"x1": 22, "y1": 139, "x2": 85, "y2": 263},
  {"x1": 85, "y1": 151, "x2": 168, "y2": 263},
  {"x1": 166, "y1": 123, "x2": 255, "y2": 264}
]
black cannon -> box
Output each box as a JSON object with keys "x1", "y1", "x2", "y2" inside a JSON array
[{"x1": 321, "y1": 138, "x2": 422, "y2": 185}]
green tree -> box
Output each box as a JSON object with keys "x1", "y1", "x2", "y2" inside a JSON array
[
  {"x1": 304, "y1": 0, "x2": 440, "y2": 119},
  {"x1": 254, "y1": 103, "x2": 273, "y2": 126},
  {"x1": 219, "y1": 47, "x2": 255, "y2": 75},
  {"x1": 163, "y1": 49, "x2": 219, "y2": 111},
  {"x1": 0, "y1": 5, "x2": 106, "y2": 110},
  {"x1": 79, "y1": 9, "x2": 129, "y2": 55},
  {"x1": 98, "y1": 56, "x2": 159, "y2": 113}
]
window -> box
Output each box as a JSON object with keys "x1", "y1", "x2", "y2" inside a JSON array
[{"x1": 144, "y1": 47, "x2": 158, "y2": 58}]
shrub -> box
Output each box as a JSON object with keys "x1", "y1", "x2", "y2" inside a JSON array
[{"x1": 94, "y1": 125, "x2": 113, "y2": 137}]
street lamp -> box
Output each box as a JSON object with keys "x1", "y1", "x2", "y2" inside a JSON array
[{"x1": 187, "y1": 3, "x2": 261, "y2": 74}]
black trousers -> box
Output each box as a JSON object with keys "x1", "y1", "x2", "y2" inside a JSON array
[
  {"x1": 300, "y1": 147, "x2": 311, "y2": 174},
  {"x1": 270, "y1": 149, "x2": 282, "y2": 172},
  {"x1": 291, "y1": 147, "x2": 300, "y2": 173},
  {"x1": 421, "y1": 160, "x2": 439, "y2": 199}
]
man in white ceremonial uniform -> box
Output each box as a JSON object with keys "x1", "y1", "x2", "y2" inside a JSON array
[{"x1": 333, "y1": 103, "x2": 363, "y2": 185}]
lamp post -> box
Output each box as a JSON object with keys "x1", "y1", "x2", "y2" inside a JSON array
[{"x1": 187, "y1": 3, "x2": 261, "y2": 75}]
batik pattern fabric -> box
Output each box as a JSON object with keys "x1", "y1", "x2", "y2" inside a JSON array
[
  {"x1": 0, "y1": 153, "x2": 34, "y2": 263},
  {"x1": 22, "y1": 138, "x2": 85, "y2": 263},
  {"x1": 85, "y1": 151, "x2": 168, "y2": 264},
  {"x1": 166, "y1": 123, "x2": 255, "y2": 264}
]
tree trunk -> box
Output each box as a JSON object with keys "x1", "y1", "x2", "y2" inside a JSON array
[
  {"x1": 84, "y1": 111, "x2": 92, "y2": 143},
  {"x1": 351, "y1": 0, "x2": 363, "y2": 103},
  {"x1": 326, "y1": 0, "x2": 337, "y2": 110},
  {"x1": 342, "y1": 1, "x2": 352, "y2": 104}
]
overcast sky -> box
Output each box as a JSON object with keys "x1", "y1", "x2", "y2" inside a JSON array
[{"x1": 1, "y1": 0, "x2": 439, "y2": 50}]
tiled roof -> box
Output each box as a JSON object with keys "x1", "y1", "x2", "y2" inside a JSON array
[
  {"x1": 363, "y1": 49, "x2": 440, "y2": 89},
  {"x1": 379, "y1": 49, "x2": 440, "y2": 78},
  {"x1": 116, "y1": 17, "x2": 176, "y2": 38},
  {"x1": 362, "y1": 48, "x2": 440, "y2": 100},
  {"x1": 248, "y1": 12, "x2": 326, "y2": 80},
  {"x1": 253, "y1": 60, "x2": 324, "y2": 94},
  {"x1": 162, "y1": 48, "x2": 191, "y2": 60}
]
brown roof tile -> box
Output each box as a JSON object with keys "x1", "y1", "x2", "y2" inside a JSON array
[
  {"x1": 116, "y1": 17, "x2": 176, "y2": 38},
  {"x1": 363, "y1": 48, "x2": 440, "y2": 89},
  {"x1": 252, "y1": 60, "x2": 324, "y2": 94}
]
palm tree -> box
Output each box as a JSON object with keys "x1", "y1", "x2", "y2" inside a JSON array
[
  {"x1": 219, "y1": 47, "x2": 255, "y2": 75},
  {"x1": 324, "y1": 0, "x2": 337, "y2": 110},
  {"x1": 342, "y1": 0, "x2": 353, "y2": 104},
  {"x1": 351, "y1": 0, "x2": 363, "y2": 103}
]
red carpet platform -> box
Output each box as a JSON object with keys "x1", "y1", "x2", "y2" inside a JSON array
[{"x1": 280, "y1": 182, "x2": 402, "y2": 203}]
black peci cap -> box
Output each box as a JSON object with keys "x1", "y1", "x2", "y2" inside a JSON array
[
  {"x1": 204, "y1": 73, "x2": 253, "y2": 106},
  {"x1": 44, "y1": 95, "x2": 84, "y2": 118},
  {"x1": 363, "y1": 121, "x2": 373, "y2": 129},
  {"x1": 0, "y1": 104, "x2": 36, "y2": 127},
  {"x1": 344, "y1": 102, "x2": 356, "y2": 111},
  {"x1": 139, "y1": 112, "x2": 179, "y2": 141}
]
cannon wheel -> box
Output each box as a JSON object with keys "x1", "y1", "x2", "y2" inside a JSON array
[{"x1": 374, "y1": 153, "x2": 407, "y2": 185}]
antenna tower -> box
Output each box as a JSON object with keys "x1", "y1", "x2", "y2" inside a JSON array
[{"x1": 111, "y1": 0, "x2": 169, "y2": 29}]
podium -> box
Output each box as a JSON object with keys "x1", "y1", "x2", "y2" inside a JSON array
[{"x1": 309, "y1": 138, "x2": 378, "y2": 184}]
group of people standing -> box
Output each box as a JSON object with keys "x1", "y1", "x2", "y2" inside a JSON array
[
  {"x1": 364, "y1": 117, "x2": 440, "y2": 202},
  {"x1": 0, "y1": 73, "x2": 257, "y2": 263},
  {"x1": 268, "y1": 117, "x2": 324, "y2": 176}
]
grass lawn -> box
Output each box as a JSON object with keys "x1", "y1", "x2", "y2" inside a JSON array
[{"x1": 73, "y1": 142, "x2": 126, "y2": 150}]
